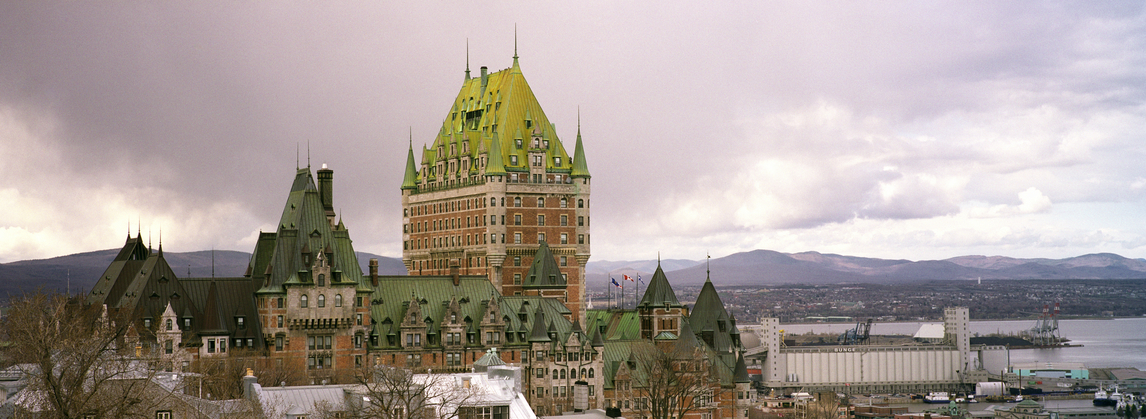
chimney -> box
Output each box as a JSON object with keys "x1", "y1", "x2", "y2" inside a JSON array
[
  {"x1": 317, "y1": 164, "x2": 335, "y2": 224},
  {"x1": 480, "y1": 66, "x2": 488, "y2": 90},
  {"x1": 369, "y1": 258, "x2": 379, "y2": 286},
  {"x1": 242, "y1": 368, "x2": 258, "y2": 401},
  {"x1": 450, "y1": 260, "x2": 460, "y2": 286}
]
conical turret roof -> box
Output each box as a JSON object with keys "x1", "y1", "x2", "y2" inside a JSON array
[
  {"x1": 637, "y1": 263, "x2": 683, "y2": 309},
  {"x1": 401, "y1": 140, "x2": 419, "y2": 189},
  {"x1": 571, "y1": 125, "x2": 590, "y2": 178}
]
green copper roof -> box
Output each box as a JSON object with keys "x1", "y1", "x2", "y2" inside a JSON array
[
  {"x1": 733, "y1": 352, "x2": 750, "y2": 383},
  {"x1": 414, "y1": 56, "x2": 576, "y2": 184},
  {"x1": 637, "y1": 264, "x2": 683, "y2": 309},
  {"x1": 570, "y1": 126, "x2": 590, "y2": 178},
  {"x1": 401, "y1": 141, "x2": 419, "y2": 189},
  {"x1": 484, "y1": 128, "x2": 506, "y2": 176},
  {"x1": 523, "y1": 241, "x2": 566, "y2": 289},
  {"x1": 250, "y1": 167, "x2": 364, "y2": 294},
  {"x1": 528, "y1": 305, "x2": 551, "y2": 342}
]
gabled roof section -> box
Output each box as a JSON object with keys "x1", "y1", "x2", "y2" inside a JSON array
[
  {"x1": 255, "y1": 167, "x2": 363, "y2": 293},
  {"x1": 637, "y1": 263, "x2": 683, "y2": 309},
  {"x1": 197, "y1": 281, "x2": 230, "y2": 335},
  {"x1": 88, "y1": 233, "x2": 150, "y2": 306},
  {"x1": 522, "y1": 242, "x2": 566, "y2": 289}
]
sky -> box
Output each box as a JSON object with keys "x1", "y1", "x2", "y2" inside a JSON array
[{"x1": 2, "y1": 2, "x2": 1146, "y2": 264}]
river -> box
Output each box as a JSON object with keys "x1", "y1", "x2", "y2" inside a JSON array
[{"x1": 768, "y1": 317, "x2": 1146, "y2": 370}]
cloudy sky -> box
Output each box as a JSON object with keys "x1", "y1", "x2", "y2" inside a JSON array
[{"x1": 2, "y1": 2, "x2": 1145, "y2": 264}]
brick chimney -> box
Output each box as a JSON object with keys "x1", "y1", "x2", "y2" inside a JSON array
[{"x1": 368, "y1": 258, "x2": 378, "y2": 287}]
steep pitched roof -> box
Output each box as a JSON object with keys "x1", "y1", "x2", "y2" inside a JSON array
[
  {"x1": 570, "y1": 126, "x2": 590, "y2": 178},
  {"x1": 522, "y1": 241, "x2": 566, "y2": 289},
  {"x1": 401, "y1": 141, "x2": 419, "y2": 189},
  {"x1": 733, "y1": 352, "x2": 750, "y2": 383},
  {"x1": 88, "y1": 233, "x2": 149, "y2": 306},
  {"x1": 636, "y1": 264, "x2": 683, "y2": 309},
  {"x1": 528, "y1": 306, "x2": 551, "y2": 342},
  {"x1": 417, "y1": 56, "x2": 575, "y2": 184},
  {"x1": 249, "y1": 167, "x2": 363, "y2": 294}
]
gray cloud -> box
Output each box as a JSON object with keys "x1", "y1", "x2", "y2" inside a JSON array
[{"x1": 2, "y1": 2, "x2": 1146, "y2": 263}]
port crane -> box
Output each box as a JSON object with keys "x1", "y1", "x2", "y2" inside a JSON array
[
  {"x1": 837, "y1": 318, "x2": 873, "y2": 345},
  {"x1": 1024, "y1": 303, "x2": 1061, "y2": 346}
]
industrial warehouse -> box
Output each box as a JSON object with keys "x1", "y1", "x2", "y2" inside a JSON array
[{"x1": 745, "y1": 308, "x2": 1011, "y2": 395}]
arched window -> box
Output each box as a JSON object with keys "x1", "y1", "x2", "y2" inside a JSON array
[
  {"x1": 513, "y1": 197, "x2": 521, "y2": 207},
  {"x1": 560, "y1": 369, "x2": 566, "y2": 379},
  {"x1": 537, "y1": 197, "x2": 545, "y2": 207},
  {"x1": 335, "y1": 294, "x2": 343, "y2": 307},
  {"x1": 317, "y1": 274, "x2": 325, "y2": 286},
  {"x1": 317, "y1": 294, "x2": 326, "y2": 308},
  {"x1": 552, "y1": 369, "x2": 558, "y2": 379},
  {"x1": 588, "y1": 368, "x2": 594, "y2": 378},
  {"x1": 300, "y1": 295, "x2": 309, "y2": 308},
  {"x1": 165, "y1": 319, "x2": 173, "y2": 331},
  {"x1": 581, "y1": 368, "x2": 587, "y2": 379},
  {"x1": 560, "y1": 198, "x2": 567, "y2": 208},
  {"x1": 570, "y1": 369, "x2": 577, "y2": 379},
  {"x1": 578, "y1": 199, "x2": 584, "y2": 208}
]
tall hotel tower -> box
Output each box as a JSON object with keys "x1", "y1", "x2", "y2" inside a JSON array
[{"x1": 401, "y1": 51, "x2": 591, "y2": 319}]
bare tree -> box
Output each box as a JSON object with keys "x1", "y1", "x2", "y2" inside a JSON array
[
  {"x1": 628, "y1": 341, "x2": 725, "y2": 419},
  {"x1": 349, "y1": 365, "x2": 483, "y2": 419},
  {"x1": 799, "y1": 392, "x2": 842, "y2": 419},
  {"x1": 0, "y1": 292, "x2": 169, "y2": 418}
]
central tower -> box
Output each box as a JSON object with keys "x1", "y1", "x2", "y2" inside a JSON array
[{"x1": 401, "y1": 51, "x2": 591, "y2": 319}]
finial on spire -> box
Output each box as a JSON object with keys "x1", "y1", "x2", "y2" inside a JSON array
[
  {"x1": 514, "y1": 24, "x2": 518, "y2": 59},
  {"x1": 307, "y1": 140, "x2": 311, "y2": 168},
  {"x1": 296, "y1": 143, "x2": 300, "y2": 169},
  {"x1": 706, "y1": 252, "x2": 711, "y2": 281},
  {"x1": 465, "y1": 39, "x2": 471, "y2": 80}
]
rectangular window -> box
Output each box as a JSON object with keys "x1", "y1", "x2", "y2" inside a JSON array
[
  {"x1": 560, "y1": 256, "x2": 567, "y2": 266},
  {"x1": 275, "y1": 336, "x2": 283, "y2": 351},
  {"x1": 578, "y1": 216, "x2": 584, "y2": 226},
  {"x1": 156, "y1": 412, "x2": 172, "y2": 419},
  {"x1": 578, "y1": 234, "x2": 584, "y2": 244},
  {"x1": 560, "y1": 233, "x2": 568, "y2": 244},
  {"x1": 514, "y1": 274, "x2": 522, "y2": 285},
  {"x1": 560, "y1": 215, "x2": 567, "y2": 226},
  {"x1": 514, "y1": 233, "x2": 521, "y2": 244},
  {"x1": 538, "y1": 233, "x2": 545, "y2": 243},
  {"x1": 277, "y1": 315, "x2": 283, "y2": 328},
  {"x1": 538, "y1": 215, "x2": 545, "y2": 226},
  {"x1": 207, "y1": 339, "x2": 215, "y2": 353},
  {"x1": 514, "y1": 214, "x2": 521, "y2": 225},
  {"x1": 356, "y1": 314, "x2": 363, "y2": 325}
]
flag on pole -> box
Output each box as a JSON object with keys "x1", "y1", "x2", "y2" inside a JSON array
[
  {"x1": 623, "y1": 274, "x2": 634, "y2": 282},
  {"x1": 637, "y1": 274, "x2": 643, "y2": 283},
  {"x1": 611, "y1": 278, "x2": 621, "y2": 288}
]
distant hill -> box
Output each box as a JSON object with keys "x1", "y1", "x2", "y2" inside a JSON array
[
  {"x1": 586, "y1": 250, "x2": 1146, "y2": 290},
  {"x1": 0, "y1": 248, "x2": 406, "y2": 300}
]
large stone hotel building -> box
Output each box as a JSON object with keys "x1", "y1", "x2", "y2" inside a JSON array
[
  {"x1": 400, "y1": 52, "x2": 591, "y2": 320},
  {"x1": 88, "y1": 50, "x2": 753, "y2": 418}
]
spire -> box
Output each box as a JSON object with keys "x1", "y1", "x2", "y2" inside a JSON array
[
  {"x1": 402, "y1": 130, "x2": 419, "y2": 190},
  {"x1": 465, "y1": 38, "x2": 471, "y2": 81},
  {"x1": 484, "y1": 133, "x2": 507, "y2": 176},
  {"x1": 706, "y1": 253, "x2": 711, "y2": 283},
  {"x1": 511, "y1": 25, "x2": 521, "y2": 74},
  {"x1": 571, "y1": 116, "x2": 591, "y2": 178}
]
